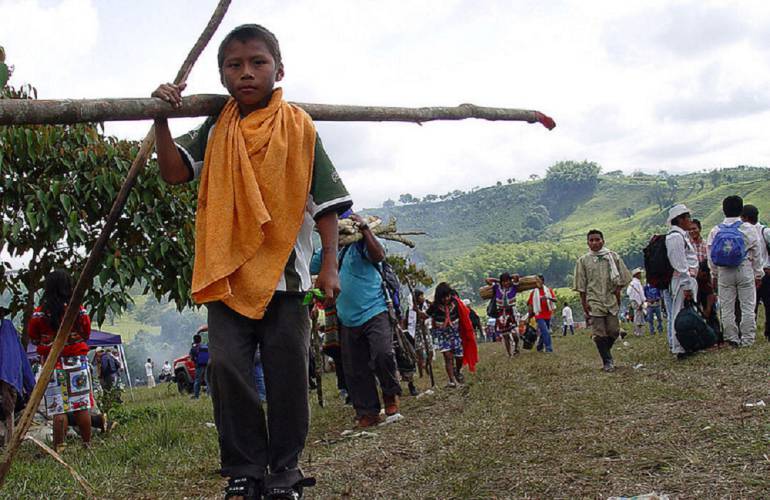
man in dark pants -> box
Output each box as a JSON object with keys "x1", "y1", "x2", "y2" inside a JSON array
[{"x1": 337, "y1": 214, "x2": 402, "y2": 428}]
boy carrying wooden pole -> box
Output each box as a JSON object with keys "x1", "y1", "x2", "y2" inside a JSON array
[{"x1": 153, "y1": 24, "x2": 352, "y2": 499}]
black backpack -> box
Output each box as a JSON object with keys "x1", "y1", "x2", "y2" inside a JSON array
[
  {"x1": 644, "y1": 232, "x2": 675, "y2": 289},
  {"x1": 674, "y1": 302, "x2": 717, "y2": 352}
]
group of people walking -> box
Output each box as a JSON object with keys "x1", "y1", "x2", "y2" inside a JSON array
[{"x1": 12, "y1": 19, "x2": 767, "y2": 500}]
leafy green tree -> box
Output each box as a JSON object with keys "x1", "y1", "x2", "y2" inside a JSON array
[
  {"x1": 382, "y1": 199, "x2": 396, "y2": 208},
  {"x1": 0, "y1": 59, "x2": 197, "y2": 342},
  {"x1": 398, "y1": 193, "x2": 419, "y2": 204},
  {"x1": 542, "y1": 160, "x2": 601, "y2": 218},
  {"x1": 709, "y1": 169, "x2": 722, "y2": 188}
]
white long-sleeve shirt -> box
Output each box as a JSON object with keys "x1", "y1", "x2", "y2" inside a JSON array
[
  {"x1": 666, "y1": 226, "x2": 698, "y2": 277},
  {"x1": 626, "y1": 277, "x2": 645, "y2": 306},
  {"x1": 754, "y1": 223, "x2": 770, "y2": 270},
  {"x1": 706, "y1": 217, "x2": 763, "y2": 279}
]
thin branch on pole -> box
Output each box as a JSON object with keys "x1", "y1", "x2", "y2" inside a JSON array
[
  {"x1": 0, "y1": 96, "x2": 556, "y2": 129},
  {"x1": 0, "y1": 0, "x2": 232, "y2": 485}
]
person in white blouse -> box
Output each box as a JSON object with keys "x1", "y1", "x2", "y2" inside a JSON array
[
  {"x1": 561, "y1": 303, "x2": 574, "y2": 336},
  {"x1": 626, "y1": 268, "x2": 646, "y2": 336},
  {"x1": 706, "y1": 196, "x2": 763, "y2": 347},
  {"x1": 665, "y1": 204, "x2": 699, "y2": 357}
]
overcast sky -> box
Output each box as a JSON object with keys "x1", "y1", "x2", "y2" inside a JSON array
[{"x1": 3, "y1": 0, "x2": 770, "y2": 209}]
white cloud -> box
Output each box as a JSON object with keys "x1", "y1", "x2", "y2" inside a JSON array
[{"x1": 3, "y1": 0, "x2": 770, "y2": 208}]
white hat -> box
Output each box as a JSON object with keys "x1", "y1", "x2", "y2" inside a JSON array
[
  {"x1": 632, "y1": 267, "x2": 643, "y2": 276},
  {"x1": 667, "y1": 204, "x2": 691, "y2": 225},
  {"x1": 463, "y1": 299, "x2": 471, "y2": 306}
]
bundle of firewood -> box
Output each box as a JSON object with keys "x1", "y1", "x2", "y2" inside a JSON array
[
  {"x1": 479, "y1": 275, "x2": 540, "y2": 300},
  {"x1": 338, "y1": 216, "x2": 424, "y2": 248}
]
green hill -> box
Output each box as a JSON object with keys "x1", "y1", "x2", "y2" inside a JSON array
[{"x1": 366, "y1": 165, "x2": 770, "y2": 297}]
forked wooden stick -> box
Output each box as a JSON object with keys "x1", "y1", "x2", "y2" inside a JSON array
[{"x1": 0, "y1": 0, "x2": 232, "y2": 486}]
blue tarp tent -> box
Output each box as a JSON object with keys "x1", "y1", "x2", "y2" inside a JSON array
[{"x1": 26, "y1": 330, "x2": 123, "y2": 358}]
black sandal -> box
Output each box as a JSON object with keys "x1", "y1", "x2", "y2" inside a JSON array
[
  {"x1": 225, "y1": 476, "x2": 262, "y2": 499},
  {"x1": 263, "y1": 477, "x2": 316, "y2": 499}
]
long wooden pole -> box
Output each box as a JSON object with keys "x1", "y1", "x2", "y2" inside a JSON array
[
  {"x1": 0, "y1": 96, "x2": 556, "y2": 129},
  {"x1": 0, "y1": 0, "x2": 232, "y2": 486}
]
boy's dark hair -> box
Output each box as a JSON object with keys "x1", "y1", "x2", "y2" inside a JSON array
[
  {"x1": 499, "y1": 272, "x2": 512, "y2": 283},
  {"x1": 587, "y1": 229, "x2": 604, "y2": 240},
  {"x1": 722, "y1": 195, "x2": 743, "y2": 217},
  {"x1": 193, "y1": 334, "x2": 202, "y2": 344},
  {"x1": 414, "y1": 290, "x2": 424, "y2": 301},
  {"x1": 742, "y1": 204, "x2": 759, "y2": 224},
  {"x1": 147, "y1": 358, "x2": 151, "y2": 363},
  {"x1": 218, "y1": 24, "x2": 282, "y2": 73},
  {"x1": 537, "y1": 274, "x2": 545, "y2": 283},
  {"x1": 691, "y1": 218, "x2": 702, "y2": 230}
]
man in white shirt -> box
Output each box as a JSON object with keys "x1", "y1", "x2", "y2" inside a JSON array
[
  {"x1": 145, "y1": 358, "x2": 155, "y2": 388},
  {"x1": 665, "y1": 204, "x2": 699, "y2": 357},
  {"x1": 740, "y1": 204, "x2": 770, "y2": 342},
  {"x1": 626, "y1": 268, "x2": 646, "y2": 336},
  {"x1": 561, "y1": 303, "x2": 574, "y2": 336},
  {"x1": 707, "y1": 196, "x2": 763, "y2": 347}
]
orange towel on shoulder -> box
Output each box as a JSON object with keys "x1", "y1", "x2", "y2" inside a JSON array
[{"x1": 191, "y1": 88, "x2": 316, "y2": 319}]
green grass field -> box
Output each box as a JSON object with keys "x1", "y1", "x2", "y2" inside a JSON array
[{"x1": 5, "y1": 328, "x2": 769, "y2": 498}]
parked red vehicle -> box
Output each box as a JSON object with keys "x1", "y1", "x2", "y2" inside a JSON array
[{"x1": 173, "y1": 326, "x2": 208, "y2": 394}]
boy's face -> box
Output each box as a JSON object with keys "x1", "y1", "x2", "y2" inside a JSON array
[
  {"x1": 587, "y1": 234, "x2": 604, "y2": 252},
  {"x1": 220, "y1": 38, "x2": 284, "y2": 115}
]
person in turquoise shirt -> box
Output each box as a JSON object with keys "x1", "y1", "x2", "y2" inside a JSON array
[{"x1": 334, "y1": 214, "x2": 402, "y2": 428}]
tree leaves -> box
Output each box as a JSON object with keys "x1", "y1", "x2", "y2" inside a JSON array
[{"x1": 1, "y1": 78, "x2": 198, "y2": 326}]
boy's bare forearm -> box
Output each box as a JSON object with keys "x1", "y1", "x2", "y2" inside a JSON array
[
  {"x1": 154, "y1": 119, "x2": 190, "y2": 185},
  {"x1": 316, "y1": 213, "x2": 339, "y2": 267}
]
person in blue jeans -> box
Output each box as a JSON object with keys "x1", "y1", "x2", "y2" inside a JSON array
[
  {"x1": 643, "y1": 283, "x2": 664, "y2": 335},
  {"x1": 527, "y1": 275, "x2": 557, "y2": 352},
  {"x1": 190, "y1": 332, "x2": 210, "y2": 399}
]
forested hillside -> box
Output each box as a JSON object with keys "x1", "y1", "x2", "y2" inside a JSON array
[{"x1": 367, "y1": 164, "x2": 770, "y2": 298}]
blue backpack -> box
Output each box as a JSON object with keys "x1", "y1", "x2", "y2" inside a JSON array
[
  {"x1": 195, "y1": 344, "x2": 209, "y2": 366},
  {"x1": 710, "y1": 221, "x2": 747, "y2": 267}
]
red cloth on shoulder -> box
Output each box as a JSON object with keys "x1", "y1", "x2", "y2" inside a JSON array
[{"x1": 454, "y1": 297, "x2": 478, "y2": 372}]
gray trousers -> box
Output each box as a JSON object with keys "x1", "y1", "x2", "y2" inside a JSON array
[
  {"x1": 340, "y1": 312, "x2": 402, "y2": 418},
  {"x1": 207, "y1": 296, "x2": 309, "y2": 488},
  {"x1": 717, "y1": 263, "x2": 756, "y2": 346}
]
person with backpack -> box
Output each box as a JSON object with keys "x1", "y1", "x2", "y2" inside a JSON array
[
  {"x1": 665, "y1": 204, "x2": 700, "y2": 358},
  {"x1": 574, "y1": 229, "x2": 632, "y2": 372},
  {"x1": 190, "y1": 332, "x2": 210, "y2": 399},
  {"x1": 485, "y1": 273, "x2": 520, "y2": 357},
  {"x1": 740, "y1": 204, "x2": 770, "y2": 342},
  {"x1": 336, "y1": 213, "x2": 402, "y2": 428},
  {"x1": 99, "y1": 349, "x2": 120, "y2": 391},
  {"x1": 706, "y1": 196, "x2": 764, "y2": 347}
]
